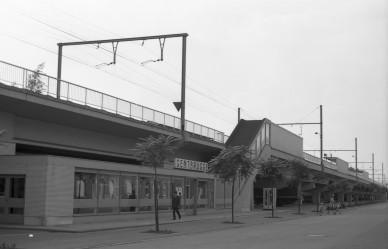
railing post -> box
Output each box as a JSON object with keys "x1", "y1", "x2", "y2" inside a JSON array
[
  {"x1": 85, "y1": 89, "x2": 88, "y2": 106},
  {"x1": 67, "y1": 83, "x2": 69, "y2": 101},
  {"x1": 116, "y1": 98, "x2": 118, "y2": 114},
  {"x1": 23, "y1": 69, "x2": 26, "y2": 88},
  {"x1": 101, "y1": 94, "x2": 104, "y2": 110},
  {"x1": 47, "y1": 77, "x2": 50, "y2": 95}
]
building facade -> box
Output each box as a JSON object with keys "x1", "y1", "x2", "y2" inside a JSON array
[{"x1": 1, "y1": 61, "x2": 386, "y2": 226}]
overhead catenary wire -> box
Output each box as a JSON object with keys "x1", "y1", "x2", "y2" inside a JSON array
[
  {"x1": 30, "y1": 1, "x2": 254, "y2": 117},
  {"x1": 1, "y1": 1, "x2": 254, "y2": 130},
  {"x1": 1, "y1": 33, "x2": 238, "y2": 128}
]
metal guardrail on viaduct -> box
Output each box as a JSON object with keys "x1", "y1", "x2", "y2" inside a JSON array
[{"x1": 0, "y1": 60, "x2": 229, "y2": 143}]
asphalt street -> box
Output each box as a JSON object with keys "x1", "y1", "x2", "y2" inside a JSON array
[{"x1": 1, "y1": 202, "x2": 387, "y2": 249}]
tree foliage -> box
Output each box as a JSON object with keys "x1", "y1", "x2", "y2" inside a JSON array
[
  {"x1": 209, "y1": 145, "x2": 256, "y2": 183},
  {"x1": 285, "y1": 159, "x2": 310, "y2": 214},
  {"x1": 135, "y1": 135, "x2": 178, "y2": 168},
  {"x1": 27, "y1": 63, "x2": 45, "y2": 93},
  {"x1": 257, "y1": 157, "x2": 284, "y2": 183},
  {"x1": 208, "y1": 145, "x2": 256, "y2": 222},
  {"x1": 285, "y1": 159, "x2": 310, "y2": 187},
  {"x1": 133, "y1": 134, "x2": 179, "y2": 232},
  {"x1": 258, "y1": 158, "x2": 310, "y2": 214}
]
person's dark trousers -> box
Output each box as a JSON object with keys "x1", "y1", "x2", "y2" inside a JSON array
[{"x1": 173, "y1": 207, "x2": 181, "y2": 220}]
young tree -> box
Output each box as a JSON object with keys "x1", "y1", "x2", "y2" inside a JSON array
[
  {"x1": 285, "y1": 159, "x2": 310, "y2": 214},
  {"x1": 133, "y1": 135, "x2": 178, "y2": 232},
  {"x1": 258, "y1": 157, "x2": 284, "y2": 184},
  {"x1": 26, "y1": 63, "x2": 45, "y2": 93},
  {"x1": 208, "y1": 145, "x2": 256, "y2": 223}
]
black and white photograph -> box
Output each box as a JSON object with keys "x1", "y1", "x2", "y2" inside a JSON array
[{"x1": 0, "y1": 1, "x2": 387, "y2": 248}]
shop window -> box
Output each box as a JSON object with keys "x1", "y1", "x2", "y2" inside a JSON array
[
  {"x1": 9, "y1": 207, "x2": 23, "y2": 214},
  {"x1": 139, "y1": 176, "x2": 152, "y2": 212},
  {"x1": 185, "y1": 179, "x2": 195, "y2": 199},
  {"x1": 97, "y1": 174, "x2": 119, "y2": 200},
  {"x1": 171, "y1": 178, "x2": 184, "y2": 197},
  {"x1": 184, "y1": 179, "x2": 195, "y2": 210},
  {"x1": 74, "y1": 172, "x2": 96, "y2": 199},
  {"x1": 120, "y1": 175, "x2": 137, "y2": 213},
  {"x1": 97, "y1": 173, "x2": 120, "y2": 214},
  {"x1": 198, "y1": 181, "x2": 208, "y2": 199},
  {"x1": 10, "y1": 178, "x2": 24, "y2": 198},
  {"x1": 74, "y1": 172, "x2": 97, "y2": 215},
  {"x1": 0, "y1": 178, "x2": 5, "y2": 197},
  {"x1": 120, "y1": 175, "x2": 137, "y2": 199},
  {"x1": 172, "y1": 178, "x2": 184, "y2": 210},
  {"x1": 156, "y1": 177, "x2": 170, "y2": 199},
  {"x1": 139, "y1": 177, "x2": 151, "y2": 199}
]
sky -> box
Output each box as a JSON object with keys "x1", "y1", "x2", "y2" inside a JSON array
[{"x1": 0, "y1": 0, "x2": 387, "y2": 183}]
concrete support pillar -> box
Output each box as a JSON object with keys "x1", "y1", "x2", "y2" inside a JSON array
[
  {"x1": 346, "y1": 193, "x2": 353, "y2": 206},
  {"x1": 338, "y1": 192, "x2": 344, "y2": 203},
  {"x1": 312, "y1": 190, "x2": 321, "y2": 204},
  {"x1": 354, "y1": 193, "x2": 359, "y2": 205},
  {"x1": 323, "y1": 192, "x2": 331, "y2": 202}
]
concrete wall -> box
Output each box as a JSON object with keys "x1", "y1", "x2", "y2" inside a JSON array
[
  {"x1": 0, "y1": 156, "x2": 75, "y2": 225},
  {"x1": 270, "y1": 124, "x2": 303, "y2": 157},
  {"x1": 14, "y1": 116, "x2": 137, "y2": 157}
]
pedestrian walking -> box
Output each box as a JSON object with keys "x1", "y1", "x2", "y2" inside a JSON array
[
  {"x1": 327, "y1": 195, "x2": 335, "y2": 215},
  {"x1": 172, "y1": 191, "x2": 181, "y2": 220},
  {"x1": 317, "y1": 201, "x2": 323, "y2": 216},
  {"x1": 333, "y1": 202, "x2": 342, "y2": 215}
]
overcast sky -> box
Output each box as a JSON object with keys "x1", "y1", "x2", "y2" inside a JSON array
[{"x1": 1, "y1": 0, "x2": 387, "y2": 182}]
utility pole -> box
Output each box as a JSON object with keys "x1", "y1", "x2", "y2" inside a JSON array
[
  {"x1": 278, "y1": 105, "x2": 324, "y2": 172},
  {"x1": 180, "y1": 35, "x2": 187, "y2": 132},
  {"x1": 277, "y1": 105, "x2": 323, "y2": 213},
  {"x1": 238, "y1": 108, "x2": 241, "y2": 122},
  {"x1": 372, "y1": 153, "x2": 375, "y2": 183},
  {"x1": 355, "y1": 138, "x2": 358, "y2": 181},
  {"x1": 319, "y1": 105, "x2": 323, "y2": 173}
]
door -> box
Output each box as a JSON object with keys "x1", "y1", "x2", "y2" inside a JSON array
[
  {"x1": 184, "y1": 178, "x2": 197, "y2": 215},
  {"x1": 0, "y1": 175, "x2": 25, "y2": 224}
]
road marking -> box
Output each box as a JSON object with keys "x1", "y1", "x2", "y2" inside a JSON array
[{"x1": 307, "y1": 234, "x2": 326, "y2": 237}]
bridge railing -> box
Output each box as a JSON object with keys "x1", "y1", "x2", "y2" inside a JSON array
[
  {"x1": 303, "y1": 152, "x2": 376, "y2": 182},
  {"x1": 0, "y1": 60, "x2": 228, "y2": 143}
]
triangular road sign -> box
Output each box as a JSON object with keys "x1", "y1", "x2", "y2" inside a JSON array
[{"x1": 173, "y1": 102, "x2": 182, "y2": 112}]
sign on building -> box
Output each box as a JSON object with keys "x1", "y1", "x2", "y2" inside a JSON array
[{"x1": 174, "y1": 158, "x2": 209, "y2": 172}]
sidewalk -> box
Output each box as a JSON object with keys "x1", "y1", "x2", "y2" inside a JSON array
[{"x1": 0, "y1": 204, "x2": 327, "y2": 233}]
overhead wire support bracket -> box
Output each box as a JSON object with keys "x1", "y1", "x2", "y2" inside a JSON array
[
  {"x1": 56, "y1": 33, "x2": 189, "y2": 134},
  {"x1": 141, "y1": 38, "x2": 166, "y2": 65},
  {"x1": 111, "y1": 41, "x2": 119, "y2": 64}
]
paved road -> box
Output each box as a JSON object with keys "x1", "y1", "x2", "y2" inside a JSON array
[{"x1": 1, "y1": 203, "x2": 387, "y2": 249}]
